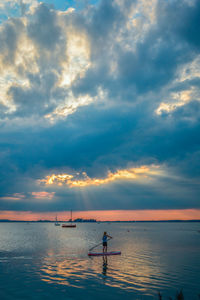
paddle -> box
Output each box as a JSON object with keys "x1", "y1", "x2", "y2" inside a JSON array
[{"x1": 89, "y1": 237, "x2": 112, "y2": 252}]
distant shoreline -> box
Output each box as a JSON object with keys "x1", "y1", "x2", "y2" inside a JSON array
[{"x1": 0, "y1": 220, "x2": 200, "y2": 223}]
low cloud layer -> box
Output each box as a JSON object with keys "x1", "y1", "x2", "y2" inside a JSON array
[{"x1": 0, "y1": 0, "x2": 200, "y2": 215}]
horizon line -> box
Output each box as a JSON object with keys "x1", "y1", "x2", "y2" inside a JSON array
[{"x1": 0, "y1": 219, "x2": 200, "y2": 222}]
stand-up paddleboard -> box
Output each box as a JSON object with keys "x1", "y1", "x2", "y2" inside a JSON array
[{"x1": 88, "y1": 251, "x2": 121, "y2": 256}]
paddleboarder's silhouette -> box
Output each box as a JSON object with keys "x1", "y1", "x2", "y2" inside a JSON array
[{"x1": 102, "y1": 232, "x2": 112, "y2": 253}]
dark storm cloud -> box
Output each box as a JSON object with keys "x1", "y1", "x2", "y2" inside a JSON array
[
  {"x1": 87, "y1": 0, "x2": 124, "y2": 45},
  {"x1": 0, "y1": 97, "x2": 200, "y2": 211},
  {"x1": 27, "y1": 3, "x2": 62, "y2": 50},
  {"x1": 0, "y1": 18, "x2": 24, "y2": 66},
  {"x1": 157, "y1": 0, "x2": 200, "y2": 50},
  {"x1": 0, "y1": 0, "x2": 200, "y2": 213},
  {"x1": 8, "y1": 71, "x2": 61, "y2": 116},
  {"x1": 0, "y1": 173, "x2": 199, "y2": 212},
  {"x1": 72, "y1": 0, "x2": 198, "y2": 98},
  {"x1": 0, "y1": 3, "x2": 68, "y2": 118}
]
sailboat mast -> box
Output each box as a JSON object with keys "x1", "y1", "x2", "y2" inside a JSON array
[{"x1": 62, "y1": 209, "x2": 76, "y2": 227}]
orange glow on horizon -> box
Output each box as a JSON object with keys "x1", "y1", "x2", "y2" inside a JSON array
[{"x1": 0, "y1": 209, "x2": 199, "y2": 221}]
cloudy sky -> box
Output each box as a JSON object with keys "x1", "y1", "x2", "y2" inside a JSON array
[{"x1": 0, "y1": 0, "x2": 200, "y2": 221}]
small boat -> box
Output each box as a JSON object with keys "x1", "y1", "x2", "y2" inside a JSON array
[
  {"x1": 62, "y1": 210, "x2": 76, "y2": 228},
  {"x1": 88, "y1": 251, "x2": 121, "y2": 256},
  {"x1": 54, "y1": 215, "x2": 60, "y2": 226},
  {"x1": 62, "y1": 224, "x2": 76, "y2": 228}
]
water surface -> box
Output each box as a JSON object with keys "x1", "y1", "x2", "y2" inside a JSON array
[{"x1": 0, "y1": 222, "x2": 199, "y2": 299}]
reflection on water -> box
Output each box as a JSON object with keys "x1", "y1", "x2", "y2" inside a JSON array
[
  {"x1": 0, "y1": 222, "x2": 200, "y2": 300},
  {"x1": 102, "y1": 256, "x2": 108, "y2": 278},
  {"x1": 41, "y1": 257, "x2": 87, "y2": 287}
]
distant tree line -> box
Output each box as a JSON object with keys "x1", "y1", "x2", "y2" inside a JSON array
[{"x1": 74, "y1": 218, "x2": 96, "y2": 222}]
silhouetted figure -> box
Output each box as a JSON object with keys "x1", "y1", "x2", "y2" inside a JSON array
[{"x1": 102, "y1": 231, "x2": 112, "y2": 253}]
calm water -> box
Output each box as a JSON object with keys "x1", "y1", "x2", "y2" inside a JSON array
[{"x1": 0, "y1": 222, "x2": 199, "y2": 300}]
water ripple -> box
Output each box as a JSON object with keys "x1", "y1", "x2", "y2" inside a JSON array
[{"x1": 0, "y1": 222, "x2": 200, "y2": 299}]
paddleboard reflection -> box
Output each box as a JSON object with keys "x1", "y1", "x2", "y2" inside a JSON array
[{"x1": 102, "y1": 256, "x2": 108, "y2": 278}]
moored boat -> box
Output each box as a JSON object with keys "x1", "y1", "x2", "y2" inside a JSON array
[
  {"x1": 54, "y1": 215, "x2": 60, "y2": 226},
  {"x1": 62, "y1": 210, "x2": 76, "y2": 228},
  {"x1": 62, "y1": 224, "x2": 76, "y2": 228}
]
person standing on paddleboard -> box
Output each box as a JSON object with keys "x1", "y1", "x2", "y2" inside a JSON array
[{"x1": 102, "y1": 232, "x2": 112, "y2": 253}]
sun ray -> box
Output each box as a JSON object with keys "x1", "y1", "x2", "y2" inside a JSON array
[{"x1": 39, "y1": 165, "x2": 162, "y2": 188}]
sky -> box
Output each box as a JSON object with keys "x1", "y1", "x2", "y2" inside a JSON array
[{"x1": 0, "y1": 0, "x2": 200, "y2": 221}]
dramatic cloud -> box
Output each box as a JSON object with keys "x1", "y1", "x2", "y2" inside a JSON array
[
  {"x1": 39, "y1": 165, "x2": 161, "y2": 187},
  {"x1": 0, "y1": 0, "x2": 200, "y2": 218}
]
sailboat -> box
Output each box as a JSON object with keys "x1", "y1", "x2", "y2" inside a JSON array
[
  {"x1": 54, "y1": 215, "x2": 60, "y2": 226},
  {"x1": 62, "y1": 210, "x2": 76, "y2": 228}
]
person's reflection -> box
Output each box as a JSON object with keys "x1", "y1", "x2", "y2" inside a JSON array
[{"x1": 102, "y1": 255, "x2": 108, "y2": 278}]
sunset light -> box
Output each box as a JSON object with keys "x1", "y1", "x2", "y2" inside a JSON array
[
  {"x1": 0, "y1": 0, "x2": 200, "y2": 299},
  {"x1": 39, "y1": 165, "x2": 161, "y2": 187}
]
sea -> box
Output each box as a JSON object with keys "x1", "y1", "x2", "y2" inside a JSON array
[{"x1": 0, "y1": 222, "x2": 199, "y2": 300}]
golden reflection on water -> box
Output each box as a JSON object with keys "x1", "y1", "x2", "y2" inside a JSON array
[
  {"x1": 40, "y1": 254, "x2": 89, "y2": 287},
  {"x1": 40, "y1": 241, "x2": 162, "y2": 292}
]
